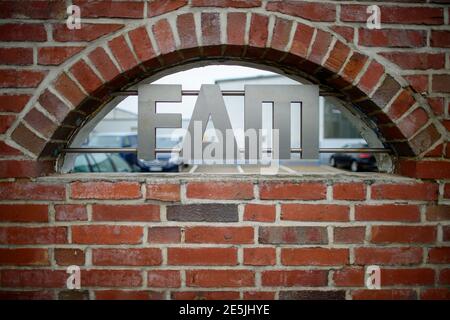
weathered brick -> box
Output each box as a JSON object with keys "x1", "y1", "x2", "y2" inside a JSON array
[
  {"x1": 281, "y1": 248, "x2": 349, "y2": 266},
  {"x1": 185, "y1": 227, "x2": 253, "y2": 244},
  {"x1": 92, "y1": 204, "x2": 159, "y2": 221},
  {"x1": 281, "y1": 204, "x2": 349, "y2": 222},
  {"x1": 0, "y1": 249, "x2": 49, "y2": 266},
  {"x1": 167, "y1": 204, "x2": 238, "y2": 222},
  {"x1": 355, "y1": 247, "x2": 423, "y2": 265},
  {"x1": 0, "y1": 227, "x2": 67, "y2": 245},
  {"x1": 260, "y1": 182, "x2": 326, "y2": 200},
  {"x1": 71, "y1": 225, "x2": 143, "y2": 244},
  {"x1": 92, "y1": 248, "x2": 162, "y2": 266},
  {"x1": 259, "y1": 227, "x2": 327, "y2": 244},
  {"x1": 186, "y1": 181, "x2": 253, "y2": 200},
  {"x1": 262, "y1": 270, "x2": 327, "y2": 287},
  {"x1": 168, "y1": 248, "x2": 237, "y2": 265},
  {"x1": 186, "y1": 270, "x2": 254, "y2": 287}
]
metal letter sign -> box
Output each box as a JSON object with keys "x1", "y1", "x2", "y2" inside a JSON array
[{"x1": 138, "y1": 84, "x2": 319, "y2": 164}]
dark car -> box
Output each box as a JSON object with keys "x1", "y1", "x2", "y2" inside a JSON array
[
  {"x1": 329, "y1": 143, "x2": 377, "y2": 172},
  {"x1": 86, "y1": 133, "x2": 183, "y2": 172},
  {"x1": 72, "y1": 153, "x2": 132, "y2": 173}
]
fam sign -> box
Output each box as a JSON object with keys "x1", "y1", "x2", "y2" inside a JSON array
[{"x1": 138, "y1": 84, "x2": 319, "y2": 164}]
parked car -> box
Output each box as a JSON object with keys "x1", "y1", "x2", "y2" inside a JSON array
[
  {"x1": 72, "y1": 153, "x2": 132, "y2": 173},
  {"x1": 86, "y1": 133, "x2": 184, "y2": 172},
  {"x1": 329, "y1": 143, "x2": 377, "y2": 172}
]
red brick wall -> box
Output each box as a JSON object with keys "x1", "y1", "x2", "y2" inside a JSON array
[{"x1": 0, "y1": 0, "x2": 449, "y2": 300}]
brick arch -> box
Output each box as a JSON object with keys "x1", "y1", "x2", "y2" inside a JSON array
[{"x1": 8, "y1": 9, "x2": 445, "y2": 178}]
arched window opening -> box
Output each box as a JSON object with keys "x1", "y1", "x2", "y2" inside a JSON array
[{"x1": 61, "y1": 65, "x2": 392, "y2": 174}]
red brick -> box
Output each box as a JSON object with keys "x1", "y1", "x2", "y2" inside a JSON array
[
  {"x1": 381, "y1": 52, "x2": 445, "y2": 70},
  {"x1": 0, "y1": 1, "x2": 65, "y2": 19},
  {"x1": 398, "y1": 107, "x2": 429, "y2": 137},
  {"x1": 0, "y1": 142, "x2": 21, "y2": 156},
  {"x1": 152, "y1": 19, "x2": 176, "y2": 55},
  {"x1": 53, "y1": 23, "x2": 124, "y2": 42},
  {"x1": 381, "y1": 268, "x2": 434, "y2": 286},
  {"x1": 168, "y1": 248, "x2": 237, "y2": 266},
  {"x1": 355, "y1": 247, "x2": 423, "y2": 265},
  {"x1": 426, "y1": 205, "x2": 450, "y2": 221},
  {"x1": 54, "y1": 248, "x2": 85, "y2": 266},
  {"x1": 262, "y1": 270, "x2": 328, "y2": 287},
  {"x1": 108, "y1": 35, "x2": 138, "y2": 72},
  {"x1": 371, "y1": 182, "x2": 438, "y2": 201},
  {"x1": 0, "y1": 249, "x2": 49, "y2": 266},
  {"x1": 444, "y1": 226, "x2": 450, "y2": 242},
  {"x1": 281, "y1": 248, "x2": 349, "y2": 266},
  {"x1": 54, "y1": 73, "x2": 87, "y2": 107},
  {"x1": 259, "y1": 226, "x2": 327, "y2": 244},
  {"x1": 355, "y1": 204, "x2": 421, "y2": 222},
  {"x1": 92, "y1": 204, "x2": 159, "y2": 222},
  {"x1": 73, "y1": 0, "x2": 143, "y2": 18},
  {"x1": 357, "y1": 60, "x2": 384, "y2": 94},
  {"x1": 324, "y1": 41, "x2": 351, "y2": 72},
  {"x1": 308, "y1": 30, "x2": 332, "y2": 65},
  {"x1": 38, "y1": 46, "x2": 84, "y2": 65},
  {"x1": 172, "y1": 291, "x2": 239, "y2": 300},
  {"x1": 340, "y1": 53, "x2": 368, "y2": 83},
  {"x1": 431, "y1": 30, "x2": 450, "y2": 48},
  {"x1": 331, "y1": 26, "x2": 354, "y2": 42},
  {"x1": 128, "y1": 26, "x2": 157, "y2": 64},
  {"x1": 187, "y1": 181, "x2": 253, "y2": 200},
  {"x1": 148, "y1": 0, "x2": 187, "y2": 17},
  {"x1": 271, "y1": 18, "x2": 293, "y2": 52},
  {"x1": 72, "y1": 225, "x2": 143, "y2": 244},
  {"x1": 244, "y1": 248, "x2": 276, "y2": 266},
  {"x1": 0, "y1": 182, "x2": 65, "y2": 200},
  {"x1": 244, "y1": 204, "x2": 276, "y2": 222},
  {"x1": 0, "y1": 70, "x2": 46, "y2": 88},
  {"x1": 341, "y1": 5, "x2": 443, "y2": 25},
  {"x1": 81, "y1": 270, "x2": 142, "y2": 287},
  {"x1": 95, "y1": 290, "x2": 163, "y2": 300},
  {"x1": 0, "y1": 227, "x2": 67, "y2": 245},
  {"x1": 420, "y1": 288, "x2": 450, "y2": 300},
  {"x1": 333, "y1": 267, "x2": 364, "y2": 287},
  {"x1": 406, "y1": 75, "x2": 428, "y2": 94},
  {"x1": 332, "y1": 183, "x2": 366, "y2": 200},
  {"x1": 69, "y1": 60, "x2": 104, "y2": 95},
  {"x1": 10, "y1": 124, "x2": 46, "y2": 155},
  {"x1": 93, "y1": 248, "x2": 162, "y2": 266},
  {"x1": 193, "y1": 0, "x2": 260, "y2": 8},
  {"x1": 249, "y1": 14, "x2": 269, "y2": 48},
  {"x1": 281, "y1": 204, "x2": 349, "y2": 222},
  {"x1": 333, "y1": 227, "x2": 365, "y2": 244},
  {"x1": 243, "y1": 291, "x2": 275, "y2": 300},
  {"x1": 186, "y1": 270, "x2": 254, "y2": 287},
  {"x1": 260, "y1": 182, "x2": 326, "y2": 200},
  {"x1": 432, "y1": 74, "x2": 450, "y2": 93},
  {"x1": 371, "y1": 226, "x2": 436, "y2": 244},
  {"x1": 201, "y1": 13, "x2": 221, "y2": 47},
  {"x1": 23, "y1": 108, "x2": 57, "y2": 138},
  {"x1": 428, "y1": 247, "x2": 450, "y2": 264},
  {"x1": 267, "y1": 1, "x2": 336, "y2": 22},
  {"x1": 148, "y1": 270, "x2": 181, "y2": 288},
  {"x1": 440, "y1": 269, "x2": 450, "y2": 285},
  {"x1": 352, "y1": 289, "x2": 417, "y2": 300},
  {"x1": 146, "y1": 183, "x2": 180, "y2": 201},
  {"x1": 0, "y1": 291, "x2": 54, "y2": 300},
  {"x1": 177, "y1": 13, "x2": 199, "y2": 55},
  {"x1": 290, "y1": 23, "x2": 315, "y2": 58},
  {"x1": 0, "y1": 23, "x2": 46, "y2": 41},
  {"x1": 0, "y1": 160, "x2": 54, "y2": 178},
  {"x1": 70, "y1": 181, "x2": 141, "y2": 199},
  {"x1": 88, "y1": 47, "x2": 120, "y2": 82},
  {"x1": 359, "y1": 29, "x2": 426, "y2": 48},
  {"x1": 0, "y1": 47, "x2": 33, "y2": 65},
  {"x1": 0, "y1": 115, "x2": 15, "y2": 133},
  {"x1": 0, "y1": 270, "x2": 66, "y2": 288},
  {"x1": 38, "y1": 89, "x2": 70, "y2": 122},
  {"x1": 0, "y1": 94, "x2": 30, "y2": 112},
  {"x1": 148, "y1": 227, "x2": 181, "y2": 243},
  {"x1": 185, "y1": 227, "x2": 254, "y2": 244},
  {"x1": 227, "y1": 12, "x2": 246, "y2": 50},
  {"x1": 0, "y1": 204, "x2": 47, "y2": 222},
  {"x1": 387, "y1": 90, "x2": 416, "y2": 120},
  {"x1": 55, "y1": 204, "x2": 87, "y2": 221}
]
